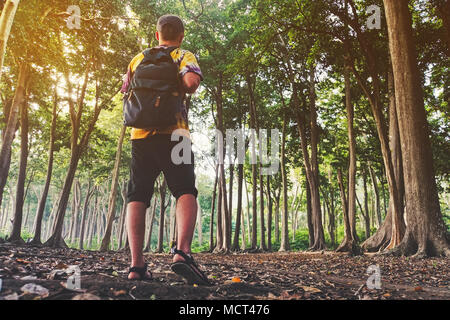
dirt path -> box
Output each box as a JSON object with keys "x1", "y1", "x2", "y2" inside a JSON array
[{"x1": 0, "y1": 244, "x2": 448, "y2": 300}]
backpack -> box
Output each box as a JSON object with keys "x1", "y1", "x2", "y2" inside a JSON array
[{"x1": 123, "y1": 46, "x2": 183, "y2": 128}]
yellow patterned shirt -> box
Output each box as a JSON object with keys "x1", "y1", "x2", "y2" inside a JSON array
[{"x1": 121, "y1": 46, "x2": 203, "y2": 140}]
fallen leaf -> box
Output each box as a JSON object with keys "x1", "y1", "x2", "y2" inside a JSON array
[
  {"x1": 267, "y1": 292, "x2": 278, "y2": 299},
  {"x1": 232, "y1": 277, "x2": 241, "y2": 283},
  {"x1": 54, "y1": 262, "x2": 68, "y2": 269},
  {"x1": 414, "y1": 286, "x2": 423, "y2": 292},
  {"x1": 383, "y1": 293, "x2": 391, "y2": 297},
  {"x1": 113, "y1": 290, "x2": 127, "y2": 297},
  {"x1": 16, "y1": 258, "x2": 31, "y2": 264},
  {"x1": 298, "y1": 286, "x2": 321, "y2": 293}
]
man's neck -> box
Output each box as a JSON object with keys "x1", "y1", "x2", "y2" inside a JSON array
[{"x1": 159, "y1": 41, "x2": 180, "y2": 47}]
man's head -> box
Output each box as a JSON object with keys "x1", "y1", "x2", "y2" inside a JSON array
[{"x1": 156, "y1": 15, "x2": 185, "y2": 46}]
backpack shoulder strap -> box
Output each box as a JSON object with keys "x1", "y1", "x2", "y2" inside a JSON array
[{"x1": 140, "y1": 46, "x2": 178, "y2": 65}]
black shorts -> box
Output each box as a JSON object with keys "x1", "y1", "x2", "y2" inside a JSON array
[{"x1": 127, "y1": 134, "x2": 198, "y2": 208}]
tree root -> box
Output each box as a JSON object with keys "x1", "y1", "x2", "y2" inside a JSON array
[
  {"x1": 361, "y1": 219, "x2": 391, "y2": 252},
  {"x1": 27, "y1": 239, "x2": 43, "y2": 247},
  {"x1": 7, "y1": 236, "x2": 25, "y2": 246},
  {"x1": 43, "y1": 234, "x2": 68, "y2": 248},
  {"x1": 308, "y1": 242, "x2": 326, "y2": 252},
  {"x1": 335, "y1": 238, "x2": 362, "y2": 256},
  {"x1": 379, "y1": 231, "x2": 450, "y2": 258}
]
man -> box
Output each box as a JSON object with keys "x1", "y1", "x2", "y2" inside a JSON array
[{"x1": 121, "y1": 15, "x2": 208, "y2": 285}]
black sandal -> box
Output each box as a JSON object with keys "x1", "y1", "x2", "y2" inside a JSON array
[
  {"x1": 170, "y1": 242, "x2": 210, "y2": 286},
  {"x1": 128, "y1": 263, "x2": 152, "y2": 281}
]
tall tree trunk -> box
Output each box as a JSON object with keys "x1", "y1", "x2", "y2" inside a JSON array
[
  {"x1": 279, "y1": 111, "x2": 290, "y2": 251},
  {"x1": 70, "y1": 180, "x2": 81, "y2": 243},
  {"x1": 327, "y1": 168, "x2": 336, "y2": 247},
  {"x1": 79, "y1": 182, "x2": 94, "y2": 250},
  {"x1": 384, "y1": 66, "x2": 406, "y2": 250},
  {"x1": 336, "y1": 67, "x2": 360, "y2": 253},
  {"x1": 361, "y1": 168, "x2": 372, "y2": 239},
  {"x1": 228, "y1": 163, "x2": 233, "y2": 245},
  {"x1": 259, "y1": 170, "x2": 266, "y2": 250},
  {"x1": 267, "y1": 175, "x2": 273, "y2": 251},
  {"x1": 244, "y1": 178, "x2": 251, "y2": 245},
  {"x1": 240, "y1": 201, "x2": 246, "y2": 250},
  {"x1": 305, "y1": 181, "x2": 314, "y2": 246},
  {"x1": 196, "y1": 198, "x2": 202, "y2": 246},
  {"x1": 250, "y1": 162, "x2": 258, "y2": 250},
  {"x1": 214, "y1": 179, "x2": 223, "y2": 251},
  {"x1": 215, "y1": 74, "x2": 230, "y2": 252},
  {"x1": 336, "y1": 168, "x2": 350, "y2": 243},
  {"x1": 100, "y1": 125, "x2": 126, "y2": 251},
  {"x1": 295, "y1": 68, "x2": 325, "y2": 251},
  {"x1": 168, "y1": 197, "x2": 176, "y2": 246},
  {"x1": 247, "y1": 74, "x2": 258, "y2": 251},
  {"x1": 274, "y1": 190, "x2": 280, "y2": 244},
  {"x1": 232, "y1": 163, "x2": 244, "y2": 251},
  {"x1": 118, "y1": 182, "x2": 127, "y2": 250},
  {"x1": 220, "y1": 170, "x2": 230, "y2": 251},
  {"x1": 0, "y1": 0, "x2": 20, "y2": 82},
  {"x1": 87, "y1": 192, "x2": 98, "y2": 249},
  {"x1": 368, "y1": 165, "x2": 382, "y2": 228},
  {"x1": 30, "y1": 86, "x2": 57, "y2": 245},
  {"x1": 9, "y1": 76, "x2": 29, "y2": 243},
  {"x1": 144, "y1": 198, "x2": 157, "y2": 252},
  {"x1": 209, "y1": 164, "x2": 218, "y2": 251},
  {"x1": 356, "y1": 193, "x2": 370, "y2": 240},
  {"x1": 156, "y1": 177, "x2": 167, "y2": 253},
  {"x1": 383, "y1": 0, "x2": 450, "y2": 257},
  {"x1": 0, "y1": 63, "x2": 28, "y2": 211}
]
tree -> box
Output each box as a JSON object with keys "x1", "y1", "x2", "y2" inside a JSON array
[
  {"x1": 0, "y1": 63, "x2": 28, "y2": 214},
  {"x1": 279, "y1": 109, "x2": 290, "y2": 252},
  {"x1": 0, "y1": 0, "x2": 20, "y2": 81},
  {"x1": 8, "y1": 67, "x2": 29, "y2": 243},
  {"x1": 100, "y1": 125, "x2": 127, "y2": 251},
  {"x1": 156, "y1": 176, "x2": 168, "y2": 253},
  {"x1": 383, "y1": 0, "x2": 449, "y2": 257},
  {"x1": 29, "y1": 83, "x2": 58, "y2": 245},
  {"x1": 336, "y1": 65, "x2": 360, "y2": 253}
]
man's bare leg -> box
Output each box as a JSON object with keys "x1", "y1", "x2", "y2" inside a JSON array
[
  {"x1": 173, "y1": 194, "x2": 197, "y2": 263},
  {"x1": 127, "y1": 201, "x2": 151, "y2": 280}
]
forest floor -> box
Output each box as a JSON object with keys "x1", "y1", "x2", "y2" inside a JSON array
[{"x1": 0, "y1": 242, "x2": 448, "y2": 300}]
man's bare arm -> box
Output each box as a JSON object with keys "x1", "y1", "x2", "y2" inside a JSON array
[{"x1": 182, "y1": 72, "x2": 201, "y2": 94}]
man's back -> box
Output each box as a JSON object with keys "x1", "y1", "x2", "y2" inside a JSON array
[{"x1": 122, "y1": 46, "x2": 203, "y2": 140}]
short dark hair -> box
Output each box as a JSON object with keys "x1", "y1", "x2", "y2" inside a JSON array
[{"x1": 157, "y1": 15, "x2": 184, "y2": 41}]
